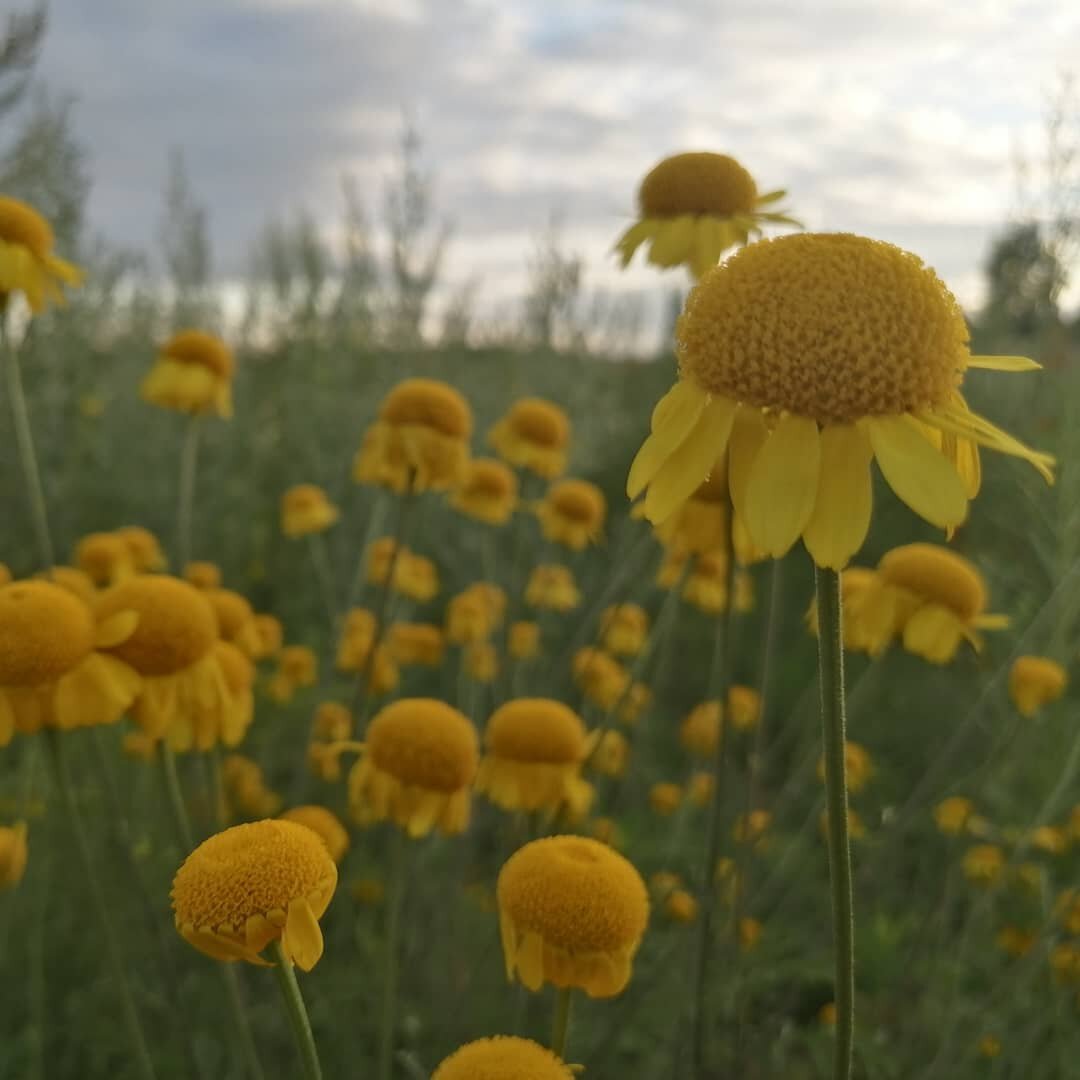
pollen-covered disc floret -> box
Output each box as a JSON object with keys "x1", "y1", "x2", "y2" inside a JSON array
[
  {"x1": 171, "y1": 819, "x2": 338, "y2": 971},
  {"x1": 432, "y1": 1036, "x2": 575, "y2": 1080},
  {"x1": 0, "y1": 195, "x2": 83, "y2": 312},
  {"x1": 348, "y1": 698, "x2": 478, "y2": 838},
  {"x1": 488, "y1": 397, "x2": 572, "y2": 479},
  {"x1": 497, "y1": 834, "x2": 649, "y2": 997}
]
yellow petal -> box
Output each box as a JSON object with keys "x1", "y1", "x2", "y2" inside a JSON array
[
  {"x1": 283, "y1": 896, "x2": 324, "y2": 972},
  {"x1": 755, "y1": 189, "x2": 787, "y2": 205},
  {"x1": 727, "y1": 407, "x2": 768, "y2": 524},
  {"x1": 743, "y1": 415, "x2": 821, "y2": 558},
  {"x1": 647, "y1": 215, "x2": 695, "y2": 268},
  {"x1": 613, "y1": 219, "x2": 655, "y2": 266},
  {"x1": 627, "y1": 381, "x2": 707, "y2": 499},
  {"x1": 802, "y1": 425, "x2": 873, "y2": 570},
  {"x1": 94, "y1": 609, "x2": 139, "y2": 648},
  {"x1": 967, "y1": 355, "x2": 1041, "y2": 371},
  {"x1": 864, "y1": 415, "x2": 968, "y2": 529},
  {"x1": 644, "y1": 396, "x2": 737, "y2": 523}
]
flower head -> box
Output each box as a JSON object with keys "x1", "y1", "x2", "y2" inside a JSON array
[
  {"x1": 170, "y1": 640, "x2": 255, "y2": 751},
  {"x1": 464, "y1": 641, "x2": 498, "y2": 683},
  {"x1": 116, "y1": 526, "x2": 168, "y2": 573},
  {"x1": 451, "y1": 458, "x2": 518, "y2": 525},
  {"x1": 934, "y1": 796, "x2": 975, "y2": 836},
  {"x1": 497, "y1": 835, "x2": 649, "y2": 997},
  {"x1": 141, "y1": 330, "x2": 235, "y2": 418},
  {"x1": 508, "y1": 621, "x2": 540, "y2": 660},
  {"x1": 433, "y1": 1037, "x2": 575, "y2": 1080},
  {"x1": 205, "y1": 588, "x2": 262, "y2": 657},
  {"x1": 266, "y1": 644, "x2": 318, "y2": 703},
  {"x1": 171, "y1": 819, "x2": 337, "y2": 970},
  {"x1": 962, "y1": 844, "x2": 1005, "y2": 887},
  {"x1": 537, "y1": 479, "x2": 606, "y2": 551},
  {"x1": 280, "y1": 484, "x2": 340, "y2": 538},
  {"x1": 251, "y1": 614, "x2": 284, "y2": 660},
  {"x1": 185, "y1": 561, "x2": 222, "y2": 590},
  {"x1": 0, "y1": 195, "x2": 82, "y2": 312},
  {"x1": 388, "y1": 622, "x2": 445, "y2": 667},
  {"x1": 446, "y1": 583, "x2": 506, "y2": 644},
  {"x1": 75, "y1": 532, "x2": 137, "y2": 586},
  {"x1": 525, "y1": 565, "x2": 581, "y2": 612},
  {"x1": 599, "y1": 604, "x2": 649, "y2": 657},
  {"x1": 1009, "y1": 656, "x2": 1067, "y2": 719},
  {"x1": 649, "y1": 782, "x2": 683, "y2": 816},
  {"x1": 488, "y1": 398, "x2": 571, "y2": 479},
  {"x1": 629, "y1": 233, "x2": 1053, "y2": 569},
  {"x1": 279, "y1": 806, "x2": 350, "y2": 864},
  {"x1": 680, "y1": 703, "x2": 721, "y2": 759},
  {"x1": 817, "y1": 741, "x2": 874, "y2": 794},
  {"x1": 0, "y1": 821, "x2": 28, "y2": 889},
  {"x1": 572, "y1": 648, "x2": 630, "y2": 712}
]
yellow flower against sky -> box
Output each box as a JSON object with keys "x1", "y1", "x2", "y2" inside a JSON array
[
  {"x1": 141, "y1": 329, "x2": 235, "y2": 418},
  {"x1": 0, "y1": 195, "x2": 82, "y2": 312}
]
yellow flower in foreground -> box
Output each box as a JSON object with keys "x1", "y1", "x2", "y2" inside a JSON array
[
  {"x1": 0, "y1": 821, "x2": 28, "y2": 889},
  {"x1": 497, "y1": 835, "x2": 649, "y2": 997},
  {"x1": 488, "y1": 397, "x2": 571, "y2": 479},
  {"x1": 280, "y1": 484, "x2": 339, "y2": 538},
  {"x1": 537, "y1": 478, "x2": 606, "y2": 551},
  {"x1": 142, "y1": 330, "x2": 235, "y2": 418},
  {"x1": 508, "y1": 621, "x2": 540, "y2": 660},
  {"x1": 525, "y1": 565, "x2": 581, "y2": 612},
  {"x1": 75, "y1": 532, "x2": 136, "y2": 587},
  {"x1": 934, "y1": 796, "x2": 975, "y2": 836},
  {"x1": 348, "y1": 698, "x2": 478, "y2": 838},
  {"x1": 172, "y1": 819, "x2": 337, "y2": 970},
  {"x1": 279, "y1": 806, "x2": 350, "y2": 864},
  {"x1": 184, "y1": 561, "x2": 222, "y2": 590},
  {"x1": 433, "y1": 1036, "x2": 575, "y2": 1080},
  {"x1": 476, "y1": 699, "x2": 593, "y2": 815},
  {"x1": 599, "y1": 604, "x2": 649, "y2": 657},
  {"x1": 962, "y1": 844, "x2": 1005, "y2": 887},
  {"x1": 116, "y1": 526, "x2": 168, "y2": 573},
  {"x1": 170, "y1": 640, "x2": 255, "y2": 751},
  {"x1": 615, "y1": 152, "x2": 798, "y2": 279},
  {"x1": 0, "y1": 581, "x2": 141, "y2": 740},
  {"x1": 451, "y1": 457, "x2": 518, "y2": 525},
  {"x1": 0, "y1": 195, "x2": 82, "y2": 312},
  {"x1": 353, "y1": 378, "x2": 472, "y2": 493},
  {"x1": 1009, "y1": 656, "x2": 1067, "y2": 719},
  {"x1": 628, "y1": 233, "x2": 1053, "y2": 569},
  {"x1": 816, "y1": 741, "x2": 874, "y2": 794},
  {"x1": 205, "y1": 588, "x2": 262, "y2": 658},
  {"x1": 388, "y1": 622, "x2": 445, "y2": 667}
]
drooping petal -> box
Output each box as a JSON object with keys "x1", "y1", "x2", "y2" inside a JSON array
[
  {"x1": 743, "y1": 414, "x2": 821, "y2": 558},
  {"x1": 727, "y1": 407, "x2": 768, "y2": 524},
  {"x1": 865, "y1": 415, "x2": 968, "y2": 529},
  {"x1": 967, "y1": 355, "x2": 1042, "y2": 371},
  {"x1": 613, "y1": 219, "x2": 656, "y2": 266},
  {"x1": 627, "y1": 381, "x2": 707, "y2": 499},
  {"x1": 755, "y1": 189, "x2": 787, "y2": 205},
  {"x1": 647, "y1": 215, "x2": 695, "y2": 267},
  {"x1": 94, "y1": 609, "x2": 139, "y2": 648},
  {"x1": 802, "y1": 424, "x2": 874, "y2": 570},
  {"x1": 283, "y1": 896, "x2": 324, "y2": 972}
]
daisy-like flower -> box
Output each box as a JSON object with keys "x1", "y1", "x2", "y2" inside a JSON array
[
  {"x1": 599, "y1": 604, "x2": 649, "y2": 657},
  {"x1": 497, "y1": 835, "x2": 649, "y2": 997},
  {"x1": 488, "y1": 397, "x2": 571, "y2": 479},
  {"x1": 366, "y1": 539, "x2": 440, "y2": 602},
  {"x1": 115, "y1": 526, "x2": 168, "y2": 573},
  {"x1": 572, "y1": 648, "x2": 630, "y2": 712},
  {"x1": 962, "y1": 844, "x2": 1005, "y2": 887},
  {"x1": 348, "y1": 698, "x2": 478, "y2": 838},
  {"x1": 171, "y1": 819, "x2": 337, "y2": 970},
  {"x1": 280, "y1": 484, "x2": 340, "y2": 538},
  {"x1": 450, "y1": 458, "x2": 518, "y2": 525},
  {"x1": 142, "y1": 330, "x2": 235, "y2": 418},
  {"x1": 615, "y1": 152, "x2": 798, "y2": 279},
  {"x1": 75, "y1": 532, "x2": 137, "y2": 587},
  {"x1": 508, "y1": 621, "x2": 541, "y2": 660},
  {"x1": 205, "y1": 588, "x2": 262, "y2": 658},
  {"x1": 0, "y1": 581, "x2": 142, "y2": 741},
  {"x1": 279, "y1": 806, "x2": 350, "y2": 864},
  {"x1": 0, "y1": 821, "x2": 28, "y2": 889},
  {"x1": 446, "y1": 583, "x2": 507, "y2": 645},
  {"x1": 526, "y1": 565, "x2": 581, "y2": 612},
  {"x1": 170, "y1": 640, "x2": 255, "y2": 752},
  {"x1": 628, "y1": 233, "x2": 1054, "y2": 570},
  {"x1": 807, "y1": 566, "x2": 907, "y2": 657},
  {"x1": 537, "y1": 479, "x2": 606, "y2": 551},
  {"x1": 266, "y1": 644, "x2": 318, "y2": 704},
  {"x1": 388, "y1": 622, "x2": 445, "y2": 667},
  {"x1": 433, "y1": 1037, "x2": 575, "y2": 1080},
  {"x1": 475, "y1": 699, "x2": 595, "y2": 815},
  {"x1": 224, "y1": 755, "x2": 282, "y2": 818},
  {"x1": 934, "y1": 796, "x2": 975, "y2": 836},
  {"x1": 1009, "y1": 656, "x2": 1067, "y2": 719},
  {"x1": 0, "y1": 195, "x2": 82, "y2": 313},
  {"x1": 353, "y1": 378, "x2": 472, "y2": 493}
]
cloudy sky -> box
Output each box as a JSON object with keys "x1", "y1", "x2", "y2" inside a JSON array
[{"x1": 31, "y1": 0, "x2": 1080, "y2": 339}]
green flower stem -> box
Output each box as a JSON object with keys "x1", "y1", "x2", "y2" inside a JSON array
[
  {"x1": 176, "y1": 415, "x2": 203, "y2": 569},
  {"x1": 44, "y1": 729, "x2": 158, "y2": 1080},
  {"x1": 222, "y1": 965, "x2": 268, "y2": 1080},
  {"x1": 270, "y1": 940, "x2": 323, "y2": 1080},
  {"x1": 814, "y1": 566, "x2": 855, "y2": 1080},
  {"x1": 307, "y1": 532, "x2": 339, "y2": 630},
  {"x1": 378, "y1": 828, "x2": 407, "y2": 1080},
  {"x1": 550, "y1": 987, "x2": 573, "y2": 1060},
  {"x1": 161, "y1": 743, "x2": 195, "y2": 851}
]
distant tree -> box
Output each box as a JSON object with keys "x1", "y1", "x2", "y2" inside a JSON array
[
  {"x1": 0, "y1": 2, "x2": 46, "y2": 124},
  {"x1": 330, "y1": 174, "x2": 380, "y2": 347},
  {"x1": 439, "y1": 277, "x2": 480, "y2": 348},
  {"x1": 521, "y1": 214, "x2": 583, "y2": 349},
  {"x1": 980, "y1": 222, "x2": 1064, "y2": 337}
]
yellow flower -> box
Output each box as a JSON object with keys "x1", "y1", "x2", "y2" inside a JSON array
[
  {"x1": 115, "y1": 526, "x2": 168, "y2": 573},
  {"x1": 599, "y1": 604, "x2": 649, "y2": 657},
  {"x1": 680, "y1": 702, "x2": 721, "y2": 759},
  {"x1": 0, "y1": 821, "x2": 28, "y2": 889},
  {"x1": 205, "y1": 588, "x2": 262, "y2": 658},
  {"x1": 976, "y1": 1035, "x2": 1001, "y2": 1060},
  {"x1": 665, "y1": 889, "x2": 699, "y2": 924},
  {"x1": 464, "y1": 642, "x2": 499, "y2": 683},
  {"x1": 820, "y1": 808, "x2": 868, "y2": 842},
  {"x1": 589, "y1": 816, "x2": 622, "y2": 847},
  {"x1": 353, "y1": 378, "x2": 472, "y2": 492},
  {"x1": 171, "y1": 819, "x2": 337, "y2": 970},
  {"x1": 223, "y1": 755, "x2": 282, "y2": 818},
  {"x1": 962, "y1": 844, "x2": 1005, "y2": 886},
  {"x1": 170, "y1": 640, "x2": 255, "y2": 752},
  {"x1": 141, "y1": 330, "x2": 235, "y2": 418},
  {"x1": 497, "y1": 835, "x2": 649, "y2": 997},
  {"x1": 934, "y1": 796, "x2": 975, "y2": 836},
  {"x1": 738, "y1": 916, "x2": 763, "y2": 952},
  {"x1": 312, "y1": 702, "x2": 352, "y2": 743},
  {"x1": 659, "y1": 549, "x2": 754, "y2": 614},
  {"x1": 280, "y1": 484, "x2": 339, "y2": 538},
  {"x1": 0, "y1": 581, "x2": 141, "y2": 740},
  {"x1": 590, "y1": 730, "x2": 630, "y2": 778},
  {"x1": 618, "y1": 682, "x2": 652, "y2": 726},
  {"x1": 36, "y1": 566, "x2": 96, "y2": 605},
  {"x1": 476, "y1": 698, "x2": 593, "y2": 815},
  {"x1": 649, "y1": 870, "x2": 682, "y2": 897},
  {"x1": 628, "y1": 233, "x2": 1053, "y2": 569},
  {"x1": 995, "y1": 925, "x2": 1036, "y2": 958},
  {"x1": 388, "y1": 622, "x2": 445, "y2": 667},
  {"x1": 0, "y1": 195, "x2": 82, "y2": 312},
  {"x1": 819, "y1": 1003, "x2": 838, "y2": 1028},
  {"x1": 1050, "y1": 942, "x2": 1080, "y2": 984},
  {"x1": 75, "y1": 532, "x2": 137, "y2": 586},
  {"x1": 279, "y1": 806, "x2": 350, "y2": 864},
  {"x1": 366, "y1": 540, "x2": 440, "y2": 602},
  {"x1": 649, "y1": 782, "x2": 683, "y2": 817},
  {"x1": 733, "y1": 810, "x2": 772, "y2": 846},
  {"x1": 537, "y1": 479, "x2": 606, "y2": 550},
  {"x1": 488, "y1": 397, "x2": 571, "y2": 479},
  {"x1": 1030, "y1": 825, "x2": 1069, "y2": 856},
  {"x1": 184, "y1": 561, "x2": 222, "y2": 590},
  {"x1": 1055, "y1": 889, "x2": 1080, "y2": 935},
  {"x1": 251, "y1": 614, "x2": 283, "y2": 660},
  {"x1": 446, "y1": 583, "x2": 506, "y2": 644},
  {"x1": 433, "y1": 1036, "x2": 575, "y2": 1080},
  {"x1": 348, "y1": 698, "x2": 478, "y2": 838},
  {"x1": 572, "y1": 648, "x2": 630, "y2": 712},
  {"x1": 727, "y1": 686, "x2": 761, "y2": 732},
  {"x1": 1009, "y1": 656, "x2": 1067, "y2": 718},
  {"x1": 95, "y1": 576, "x2": 226, "y2": 740},
  {"x1": 809, "y1": 566, "x2": 914, "y2": 657},
  {"x1": 335, "y1": 610, "x2": 400, "y2": 694},
  {"x1": 687, "y1": 771, "x2": 715, "y2": 806},
  {"x1": 450, "y1": 457, "x2": 518, "y2": 525},
  {"x1": 266, "y1": 645, "x2": 318, "y2": 703},
  {"x1": 817, "y1": 741, "x2": 874, "y2": 794},
  {"x1": 508, "y1": 621, "x2": 540, "y2": 660},
  {"x1": 525, "y1": 565, "x2": 581, "y2": 612},
  {"x1": 615, "y1": 152, "x2": 798, "y2": 279}
]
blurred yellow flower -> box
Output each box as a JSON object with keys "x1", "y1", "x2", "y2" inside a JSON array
[
  {"x1": 665, "y1": 889, "x2": 699, "y2": 924},
  {"x1": 0, "y1": 195, "x2": 82, "y2": 312},
  {"x1": 962, "y1": 844, "x2": 1005, "y2": 887},
  {"x1": 251, "y1": 614, "x2": 284, "y2": 660},
  {"x1": 819, "y1": 1002, "x2": 838, "y2": 1028},
  {"x1": 995, "y1": 925, "x2": 1036, "y2": 958},
  {"x1": 976, "y1": 1035, "x2": 1001, "y2": 1060},
  {"x1": 433, "y1": 1036, "x2": 575, "y2": 1080},
  {"x1": 222, "y1": 755, "x2": 282, "y2": 818},
  {"x1": 508, "y1": 620, "x2": 541, "y2": 660},
  {"x1": 728, "y1": 686, "x2": 762, "y2": 732},
  {"x1": 537, "y1": 478, "x2": 606, "y2": 551},
  {"x1": 1050, "y1": 941, "x2": 1080, "y2": 984},
  {"x1": 170, "y1": 640, "x2": 254, "y2": 752},
  {"x1": 687, "y1": 771, "x2": 715, "y2": 807},
  {"x1": 279, "y1": 805, "x2": 350, "y2": 864},
  {"x1": 35, "y1": 566, "x2": 96, "y2": 605},
  {"x1": 0, "y1": 821, "x2": 28, "y2": 889},
  {"x1": 659, "y1": 549, "x2": 754, "y2": 615},
  {"x1": 115, "y1": 526, "x2": 167, "y2": 573},
  {"x1": 312, "y1": 702, "x2": 352, "y2": 743},
  {"x1": 497, "y1": 834, "x2": 649, "y2": 997},
  {"x1": 142, "y1": 329, "x2": 235, "y2": 418},
  {"x1": 589, "y1": 729, "x2": 629, "y2": 778},
  {"x1": 366, "y1": 539, "x2": 440, "y2": 602},
  {"x1": 184, "y1": 561, "x2": 222, "y2": 590},
  {"x1": 205, "y1": 587, "x2": 262, "y2": 658},
  {"x1": 573, "y1": 647, "x2": 630, "y2": 711},
  {"x1": 450, "y1": 457, "x2": 518, "y2": 525},
  {"x1": 464, "y1": 641, "x2": 499, "y2": 683},
  {"x1": 75, "y1": 532, "x2": 136, "y2": 587},
  {"x1": 388, "y1": 622, "x2": 445, "y2": 667},
  {"x1": 733, "y1": 810, "x2": 772, "y2": 846},
  {"x1": 280, "y1": 484, "x2": 339, "y2": 538},
  {"x1": 599, "y1": 604, "x2": 649, "y2": 657},
  {"x1": 680, "y1": 702, "x2": 721, "y2": 759},
  {"x1": 525, "y1": 565, "x2": 581, "y2": 612},
  {"x1": 820, "y1": 808, "x2": 867, "y2": 842},
  {"x1": 488, "y1": 397, "x2": 571, "y2": 479},
  {"x1": 738, "y1": 916, "x2": 763, "y2": 952},
  {"x1": 648, "y1": 782, "x2": 682, "y2": 817},
  {"x1": 1009, "y1": 656, "x2": 1067, "y2": 719},
  {"x1": 1055, "y1": 889, "x2": 1080, "y2": 935},
  {"x1": 934, "y1": 796, "x2": 975, "y2": 836},
  {"x1": 1030, "y1": 825, "x2": 1069, "y2": 856},
  {"x1": 618, "y1": 682, "x2": 652, "y2": 726},
  {"x1": 446, "y1": 582, "x2": 506, "y2": 644},
  {"x1": 335, "y1": 611, "x2": 399, "y2": 695},
  {"x1": 817, "y1": 741, "x2": 873, "y2": 794}
]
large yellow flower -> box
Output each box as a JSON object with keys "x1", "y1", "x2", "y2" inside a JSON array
[
  {"x1": 171, "y1": 819, "x2": 337, "y2": 970},
  {"x1": 536, "y1": 479, "x2": 606, "y2": 551},
  {"x1": 497, "y1": 835, "x2": 649, "y2": 997},
  {"x1": 75, "y1": 531, "x2": 137, "y2": 587},
  {"x1": 628, "y1": 234, "x2": 1054, "y2": 569},
  {"x1": 615, "y1": 152, "x2": 798, "y2": 279},
  {"x1": 0, "y1": 581, "x2": 141, "y2": 740},
  {"x1": 433, "y1": 1037, "x2": 574, "y2": 1080},
  {"x1": 450, "y1": 458, "x2": 518, "y2": 525},
  {"x1": 0, "y1": 195, "x2": 82, "y2": 312},
  {"x1": 488, "y1": 397, "x2": 571, "y2": 479},
  {"x1": 141, "y1": 330, "x2": 235, "y2": 418}
]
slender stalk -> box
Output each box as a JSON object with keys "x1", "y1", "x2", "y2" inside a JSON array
[
  {"x1": 176, "y1": 415, "x2": 203, "y2": 570},
  {"x1": 161, "y1": 744, "x2": 195, "y2": 851},
  {"x1": 307, "y1": 533, "x2": 339, "y2": 630},
  {"x1": 44, "y1": 730, "x2": 158, "y2": 1080},
  {"x1": 378, "y1": 828, "x2": 407, "y2": 1080},
  {"x1": 814, "y1": 566, "x2": 855, "y2": 1080},
  {"x1": 270, "y1": 940, "x2": 323, "y2": 1080},
  {"x1": 550, "y1": 987, "x2": 573, "y2": 1060},
  {"x1": 223, "y1": 966, "x2": 268, "y2": 1080}
]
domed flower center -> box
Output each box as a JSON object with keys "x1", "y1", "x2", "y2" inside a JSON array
[
  {"x1": 550, "y1": 481, "x2": 603, "y2": 524},
  {"x1": 486, "y1": 700, "x2": 586, "y2": 764},
  {"x1": 367, "y1": 699, "x2": 478, "y2": 791},
  {"x1": 380, "y1": 379, "x2": 473, "y2": 438},
  {"x1": 207, "y1": 589, "x2": 255, "y2": 637},
  {"x1": 284, "y1": 485, "x2": 326, "y2": 512},
  {"x1": 0, "y1": 196, "x2": 54, "y2": 259},
  {"x1": 676, "y1": 233, "x2": 969, "y2": 425},
  {"x1": 97, "y1": 576, "x2": 218, "y2": 675},
  {"x1": 0, "y1": 582, "x2": 94, "y2": 685},
  {"x1": 878, "y1": 544, "x2": 986, "y2": 620},
  {"x1": 639, "y1": 153, "x2": 759, "y2": 218},
  {"x1": 509, "y1": 400, "x2": 569, "y2": 447},
  {"x1": 434, "y1": 1036, "x2": 575, "y2": 1080},
  {"x1": 162, "y1": 330, "x2": 234, "y2": 377},
  {"x1": 463, "y1": 460, "x2": 515, "y2": 498}
]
